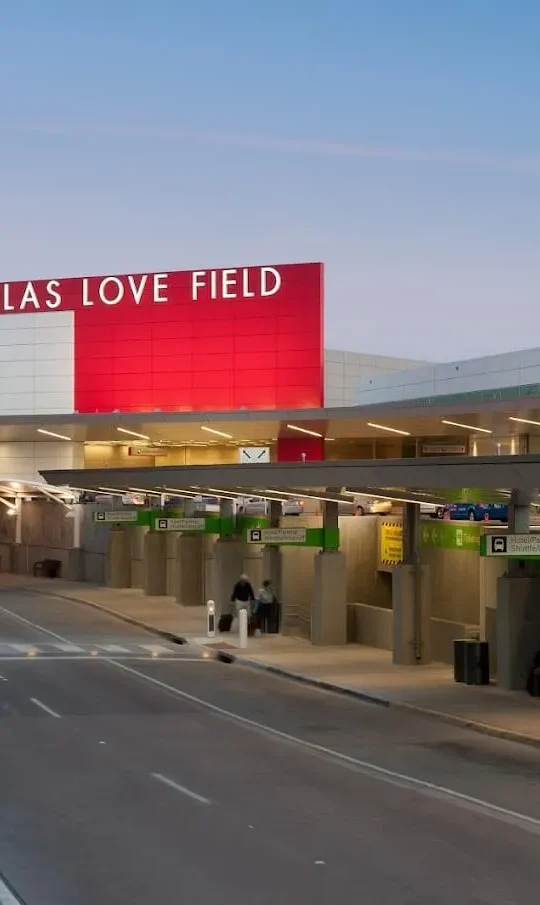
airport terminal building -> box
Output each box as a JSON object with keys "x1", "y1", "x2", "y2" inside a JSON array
[{"x1": 1, "y1": 260, "x2": 540, "y2": 690}]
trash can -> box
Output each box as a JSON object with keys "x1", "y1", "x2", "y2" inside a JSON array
[{"x1": 454, "y1": 638, "x2": 489, "y2": 685}]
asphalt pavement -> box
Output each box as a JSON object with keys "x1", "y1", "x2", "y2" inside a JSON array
[{"x1": 1, "y1": 588, "x2": 540, "y2": 904}]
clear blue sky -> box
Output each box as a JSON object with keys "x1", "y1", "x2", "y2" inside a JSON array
[{"x1": 1, "y1": 1, "x2": 539, "y2": 360}]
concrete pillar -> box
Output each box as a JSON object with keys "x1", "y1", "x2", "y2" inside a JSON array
[
  {"x1": 106, "y1": 527, "x2": 131, "y2": 589},
  {"x1": 214, "y1": 538, "x2": 246, "y2": 616},
  {"x1": 311, "y1": 500, "x2": 347, "y2": 645},
  {"x1": 311, "y1": 551, "x2": 347, "y2": 645},
  {"x1": 497, "y1": 571, "x2": 540, "y2": 689},
  {"x1": 143, "y1": 531, "x2": 168, "y2": 596},
  {"x1": 508, "y1": 489, "x2": 531, "y2": 535},
  {"x1": 392, "y1": 565, "x2": 431, "y2": 664},
  {"x1": 392, "y1": 503, "x2": 431, "y2": 664},
  {"x1": 14, "y1": 495, "x2": 22, "y2": 545},
  {"x1": 175, "y1": 534, "x2": 204, "y2": 606},
  {"x1": 262, "y1": 498, "x2": 283, "y2": 599}
]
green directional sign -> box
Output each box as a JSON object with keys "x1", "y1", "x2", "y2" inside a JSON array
[
  {"x1": 480, "y1": 534, "x2": 540, "y2": 558},
  {"x1": 421, "y1": 520, "x2": 481, "y2": 551},
  {"x1": 94, "y1": 509, "x2": 151, "y2": 526},
  {"x1": 246, "y1": 526, "x2": 339, "y2": 548}
]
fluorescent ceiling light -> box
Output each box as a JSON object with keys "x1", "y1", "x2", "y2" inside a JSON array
[
  {"x1": 342, "y1": 488, "x2": 443, "y2": 506},
  {"x1": 161, "y1": 487, "x2": 202, "y2": 498},
  {"x1": 200, "y1": 426, "x2": 233, "y2": 439},
  {"x1": 128, "y1": 487, "x2": 163, "y2": 496},
  {"x1": 37, "y1": 428, "x2": 72, "y2": 441},
  {"x1": 509, "y1": 416, "x2": 540, "y2": 427},
  {"x1": 441, "y1": 419, "x2": 492, "y2": 434},
  {"x1": 280, "y1": 490, "x2": 346, "y2": 504},
  {"x1": 286, "y1": 424, "x2": 323, "y2": 438},
  {"x1": 367, "y1": 422, "x2": 410, "y2": 436},
  {"x1": 205, "y1": 488, "x2": 242, "y2": 499},
  {"x1": 116, "y1": 427, "x2": 151, "y2": 440},
  {"x1": 98, "y1": 487, "x2": 127, "y2": 496}
]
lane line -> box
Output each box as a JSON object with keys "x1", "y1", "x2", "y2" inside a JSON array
[
  {"x1": 30, "y1": 697, "x2": 61, "y2": 719},
  {"x1": 106, "y1": 658, "x2": 540, "y2": 835},
  {"x1": 0, "y1": 655, "x2": 203, "y2": 662},
  {"x1": 151, "y1": 772, "x2": 211, "y2": 805},
  {"x1": 0, "y1": 606, "x2": 73, "y2": 643},
  {"x1": 54, "y1": 643, "x2": 84, "y2": 653},
  {"x1": 10, "y1": 644, "x2": 39, "y2": 654},
  {"x1": 140, "y1": 644, "x2": 173, "y2": 654},
  {"x1": 99, "y1": 644, "x2": 130, "y2": 653},
  {"x1": 0, "y1": 875, "x2": 24, "y2": 905}
]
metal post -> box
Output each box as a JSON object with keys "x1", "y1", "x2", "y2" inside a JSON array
[
  {"x1": 206, "y1": 599, "x2": 216, "y2": 638},
  {"x1": 72, "y1": 504, "x2": 83, "y2": 549},
  {"x1": 403, "y1": 502, "x2": 422, "y2": 660},
  {"x1": 14, "y1": 495, "x2": 22, "y2": 545},
  {"x1": 238, "y1": 606, "x2": 248, "y2": 648}
]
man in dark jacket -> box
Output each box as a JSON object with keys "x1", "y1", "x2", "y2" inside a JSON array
[{"x1": 231, "y1": 574, "x2": 255, "y2": 620}]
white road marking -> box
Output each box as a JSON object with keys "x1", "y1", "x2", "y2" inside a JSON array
[
  {"x1": 54, "y1": 643, "x2": 84, "y2": 653},
  {"x1": 0, "y1": 875, "x2": 23, "y2": 904},
  {"x1": 0, "y1": 606, "x2": 72, "y2": 643},
  {"x1": 10, "y1": 644, "x2": 38, "y2": 653},
  {"x1": 151, "y1": 772, "x2": 211, "y2": 805},
  {"x1": 107, "y1": 658, "x2": 540, "y2": 836},
  {"x1": 30, "y1": 697, "x2": 61, "y2": 719},
  {"x1": 140, "y1": 644, "x2": 172, "y2": 655},
  {"x1": 99, "y1": 644, "x2": 130, "y2": 653}
]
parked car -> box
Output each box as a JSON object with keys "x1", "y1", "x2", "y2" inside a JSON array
[
  {"x1": 420, "y1": 502, "x2": 445, "y2": 519},
  {"x1": 354, "y1": 498, "x2": 393, "y2": 516},
  {"x1": 446, "y1": 502, "x2": 508, "y2": 522},
  {"x1": 237, "y1": 496, "x2": 304, "y2": 516}
]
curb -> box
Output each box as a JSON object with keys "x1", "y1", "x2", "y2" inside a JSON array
[
  {"x1": 212, "y1": 649, "x2": 540, "y2": 751},
  {"x1": 15, "y1": 584, "x2": 188, "y2": 647}
]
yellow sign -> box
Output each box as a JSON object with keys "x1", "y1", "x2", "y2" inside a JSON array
[{"x1": 380, "y1": 521, "x2": 403, "y2": 566}]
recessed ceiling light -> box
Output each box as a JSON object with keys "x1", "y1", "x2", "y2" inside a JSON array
[
  {"x1": 441, "y1": 419, "x2": 492, "y2": 434},
  {"x1": 367, "y1": 422, "x2": 411, "y2": 436},
  {"x1": 509, "y1": 416, "x2": 540, "y2": 427},
  {"x1": 200, "y1": 426, "x2": 233, "y2": 439},
  {"x1": 37, "y1": 428, "x2": 72, "y2": 441},
  {"x1": 286, "y1": 424, "x2": 323, "y2": 438},
  {"x1": 116, "y1": 427, "x2": 151, "y2": 440}
]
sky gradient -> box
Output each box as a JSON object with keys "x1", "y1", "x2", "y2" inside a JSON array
[{"x1": 1, "y1": 1, "x2": 539, "y2": 361}]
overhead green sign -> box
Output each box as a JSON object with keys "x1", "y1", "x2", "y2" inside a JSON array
[
  {"x1": 421, "y1": 521, "x2": 481, "y2": 551},
  {"x1": 94, "y1": 509, "x2": 151, "y2": 526},
  {"x1": 246, "y1": 526, "x2": 339, "y2": 548},
  {"x1": 151, "y1": 513, "x2": 234, "y2": 534}
]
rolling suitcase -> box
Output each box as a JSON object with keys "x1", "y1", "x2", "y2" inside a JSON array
[{"x1": 218, "y1": 613, "x2": 233, "y2": 633}]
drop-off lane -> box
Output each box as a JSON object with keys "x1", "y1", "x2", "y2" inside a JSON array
[{"x1": 1, "y1": 655, "x2": 540, "y2": 904}]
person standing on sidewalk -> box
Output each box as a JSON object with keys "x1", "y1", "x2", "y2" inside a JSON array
[
  {"x1": 256, "y1": 579, "x2": 277, "y2": 634},
  {"x1": 230, "y1": 574, "x2": 255, "y2": 623}
]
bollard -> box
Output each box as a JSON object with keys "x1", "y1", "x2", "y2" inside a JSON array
[
  {"x1": 238, "y1": 606, "x2": 248, "y2": 649},
  {"x1": 207, "y1": 599, "x2": 216, "y2": 638}
]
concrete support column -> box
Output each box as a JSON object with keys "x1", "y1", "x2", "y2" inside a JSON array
[
  {"x1": 311, "y1": 500, "x2": 347, "y2": 645},
  {"x1": 262, "y1": 498, "x2": 283, "y2": 598},
  {"x1": 496, "y1": 488, "x2": 540, "y2": 689},
  {"x1": 143, "y1": 531, "x2": 168, "y2": 596},
  {"x1": 497, "y1": 572, "x2": 540, "y2": 689},
  {"x1": 106, "y1": 527, "x2": 131, "y2": 589},
  {"x1": 392, "y1": 503, "x2": 431, "y2": 664},
  {"x1": 175, "y1": 534, "x2": 204, "y2": 606},
  {"x1": 214, "y1": 538, "x2": 246, "y2": 616}
]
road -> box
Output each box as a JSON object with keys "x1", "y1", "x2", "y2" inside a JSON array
[{"x1": 1, "y1": 588, "x2": 540, "y2": 904}]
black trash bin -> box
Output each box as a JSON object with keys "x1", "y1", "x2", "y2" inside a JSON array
[{"x1": 454, "y1": 638, "x2": 489, "y2": 685}]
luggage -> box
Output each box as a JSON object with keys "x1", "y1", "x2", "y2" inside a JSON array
[{"x1": 218, "y1": 613, "x2": 233, "y2": 633}]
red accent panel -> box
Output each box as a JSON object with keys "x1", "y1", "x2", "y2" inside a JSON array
[
  {"x1": 0, "y1": 262, "x2": 322, "y2": 414},
  {"x1": 276, "y1": 437, "x2": 324, "y2": 462}
]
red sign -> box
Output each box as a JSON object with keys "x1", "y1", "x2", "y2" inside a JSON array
[{"x1": 0, "y1": 263, "x2": 323, "y2": 414}]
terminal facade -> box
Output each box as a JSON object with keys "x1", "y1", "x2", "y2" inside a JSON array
[{"x1": 1, "y1": 261, "x2": 540, "y2": 691}]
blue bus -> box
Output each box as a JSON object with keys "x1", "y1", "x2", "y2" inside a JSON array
[{"x1": 446, "y1": 502, "x2": 508, "y2": 522}]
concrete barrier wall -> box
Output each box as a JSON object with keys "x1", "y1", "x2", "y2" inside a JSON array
[
  {"x1": 420, "y1": 544, "x2": 480, "y2": 625},
  {"x1": 0, "y1": 542, "x2": 12, "y2": 571},
  {"x1": 347, "y1": 604, "x2": 480, "y2": 665},
  {"x1": 347, "y1": 603, "x2": 393, "y2": 649},
  {"x1": 431, "y1": 617, "x2": 480, "y2": 665}
]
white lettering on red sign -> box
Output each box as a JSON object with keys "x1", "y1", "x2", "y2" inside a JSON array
[{"x1": 0, "y1": 266, "x2": 283, "y2": 313}]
